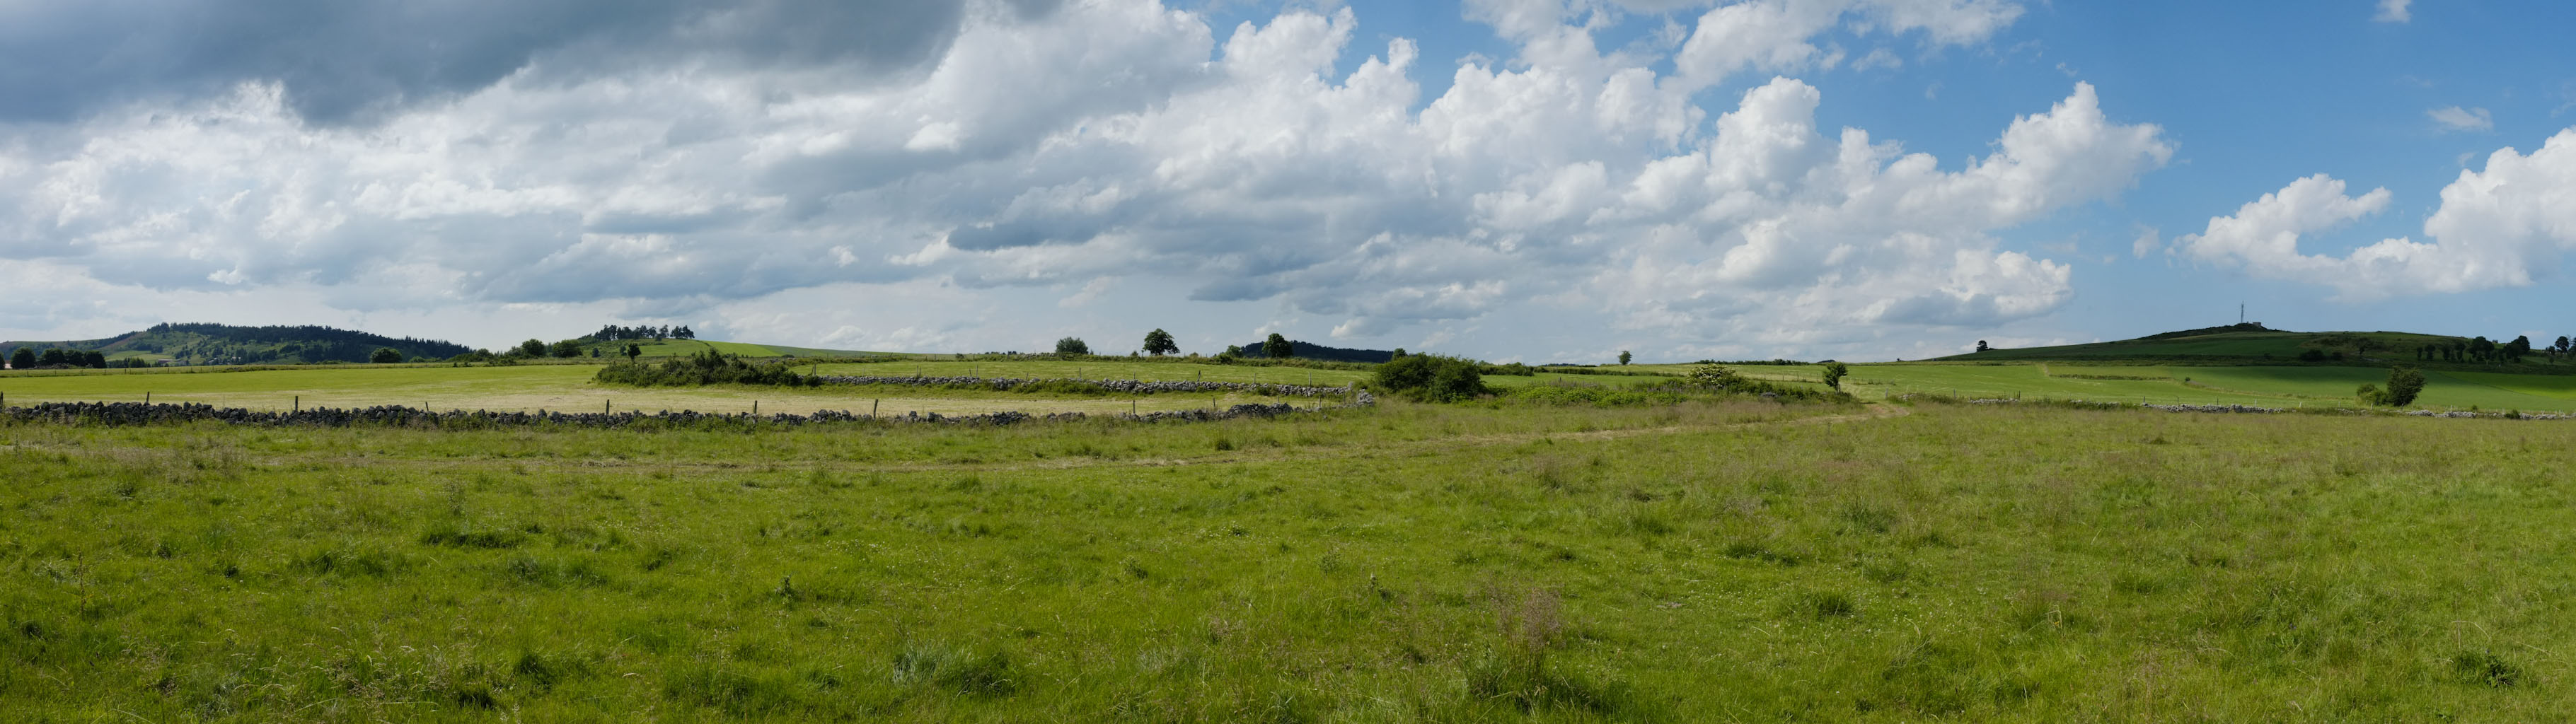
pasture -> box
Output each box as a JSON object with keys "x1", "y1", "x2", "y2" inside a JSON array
[
  {"x1": 0, "y1": 364, "x2": 1317, "y2": 416},
  {"x1": 9, "y1": 356, "x2": 2576, "y2": 414},
  {"x1": 6, "y1": 399, "x2": 2575, "y2": 722}
]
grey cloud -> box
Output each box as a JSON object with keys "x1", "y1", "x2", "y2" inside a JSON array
[{"x1": 0, "y1": 0, "x2": 999, "y2": 124}]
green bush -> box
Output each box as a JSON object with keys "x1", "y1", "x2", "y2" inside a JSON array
[
  {"x1": 1373, "y1": 354, "x2": 1489, "y2": 402},
  {"x1": 594, "y1": 351, "x2": 816, "y2": 387}
]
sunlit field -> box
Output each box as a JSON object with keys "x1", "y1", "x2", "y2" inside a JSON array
[{"x1": 6, "y1": 397, "x2": 2574, "y2": 722}]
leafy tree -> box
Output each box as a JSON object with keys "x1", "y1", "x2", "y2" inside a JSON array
[
  {"x1": 625, "y1": 344, "x2": 642, "y2": 361},
  {"x1": 551, "y1": 339, "x2": 585, "y2": 358},
  {"x1": 1975, "y1": 340, "x2": 1990, "y2": 353},
  {"x1": 1390, "y1": 348, "x2": 1407, "y2": 359},
  {"x1": 2506, "y1": 335, "x2": 2532, "y2": 362},
  {"x1": 2557, "y1": 335, "x2": 2572, "y2": 356},
  {"x1": 80, "y1": 351, "x2": 106, "y2": 368},
  {"x1": 1618, "y1": 350, "x2": 1632, "y2": 366},
  {"x1": 515, "y1": 339, "x2": 548, "y2": 358},
  {"x1": 1262, "y1": 333, "x2": 1293, "y2": 359},
  {"x1": 2384, "y1": 366, "x2": 2426, "y2": 407},
  {"x1": 8, "y1": 347, "x2": 31, "y2": 370},
  {"x1": 37, "y1": 349, "x2": 67, "y2": 367},
  {"x1": 1055, "y1": 337, "x2": 1091, "y2": 356},
  {"x1": 1822, "y1": 361, "x2": 1849, "y2": 390},
  {"x1": 1142, "y1": 329, "x2": 1178, "y2": 356},
  {"x1": 2355, "y1": 383, "x2": 2386, "y2": 406},
  {"x1": 369, "y1": 347, "x2": 403, "y2": 363}
]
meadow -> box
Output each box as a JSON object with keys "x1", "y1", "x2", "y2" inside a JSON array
[
  {"x1": 8, "y1": 355, "x2": 2576, "y2": 414},
  {"x1": 6, "y1": 397, "x2": 2575, "y2": 722},
  {"x1": 0, "y1": 364, "x2": 1324, "y2": 416}
]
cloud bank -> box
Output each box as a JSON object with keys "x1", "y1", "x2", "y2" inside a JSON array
[{"x1": 0, "y1": 0, "x2": 2179, "y2": 360}]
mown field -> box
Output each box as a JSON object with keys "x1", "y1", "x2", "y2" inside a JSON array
[{"x1": 6, "y1": 399, "x2": 2574, "y2": 722}]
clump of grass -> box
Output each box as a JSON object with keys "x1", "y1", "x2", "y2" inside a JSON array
[
  {"x1": 418, "y1": 520, "x2": 527, "y2": 549},
  {"x1": 1784, "y1": 590, "x2": 1859, "y2": 619},
  {"x1": 890, "y1": 643, "x2": 1017, "y2": 696},
  {"x1": 2451, "y1": 650, "x2": 2525, "y2": 687}
]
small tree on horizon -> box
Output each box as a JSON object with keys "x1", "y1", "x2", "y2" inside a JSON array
[
  {"x1": 1056, "y1": 337, "x2": 1091, "y2": 356},
  {"x1": 1822, "y1": 361, "x2": 1849, "y2": 390},
  {"x1": 1618, "y1": 350, "x2": 1632, "y2": 366},
  {"x1": 514, "y1": 339, "x2": 548, "y2": 358},
  {"x1": 551, "y1": 339, "x2": 584, "y2": 358},
  {"x1": 8, "y1": 347, "x2": 34, "y2": 370},
  {"x1": 369, "y1": 347, "x2": 403, "y2": 363},
  {"x1": 1262, "y1": 333, "x2": 1293, "y2": 359},
  {"x1": 624, "y1": 344, "x2": 642, "y2": 361},
  {"x1": 1975, "y1": 340, "x2": 1991, "y2": 353},
  {"x1": 1142, "y1": 329, "x2": 1178, "y2": 356}
]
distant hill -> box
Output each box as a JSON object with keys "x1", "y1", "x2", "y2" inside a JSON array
[
  {"x1": 1935, "y1": 323, "x2": 2487, "y2": 363},
  {"x1": 1, "y1": 322, "x2": 470, "y2": 366},
  {"x1": 1235, "y1": 339, "x2": 1396, "y2": 363}
]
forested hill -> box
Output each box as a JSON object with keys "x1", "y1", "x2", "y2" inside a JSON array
[
  {"x1": 1234, "y1": 339, "x2": 1396, "y2": 363},
  {"x1": 1, "y1": 323, "x2": 471, "y2": 366}
]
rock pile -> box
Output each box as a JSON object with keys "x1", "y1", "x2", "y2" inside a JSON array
[
  {"x1": 811, "y1": 375, "x2": 1353, "y2": 398},
  {"x1": 0, "y1": 391, "x2": 1377, "y2": 430},
  {"x1": 2139, "y1": 403, "x2": 2285, "y2": 414}
]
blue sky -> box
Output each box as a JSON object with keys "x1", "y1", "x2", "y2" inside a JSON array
[{"x1": 0, "y1": 0, "x2": 2569, "y2": 361}]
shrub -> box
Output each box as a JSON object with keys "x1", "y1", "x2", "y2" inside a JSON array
[
  {"x1": 1054, "y1": 337, "x2": 1090, "y2": 356},
  {"x1": 594, "y1": 351, "x2": 815, "y2": 387},
  {"x1": 1373, "y1": 354, "x2": 1487, "y2": 402},
  {"x1": 1822, "y1": 361, "x2": 1849, "y2": 390},
  {"x1": 2383, "y1": 366, "x2": 2425, "y2": 407},
  {"x1": 370, "y1": 347, "x2": 403, "y2": 363}
]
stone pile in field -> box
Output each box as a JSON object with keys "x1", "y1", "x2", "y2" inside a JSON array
[
  {"x1": 0, "y1": 392, "x2": 1375, "y2": 430},
  {"x1": 2139, "y1": 403, "x2": 2285, "y2": 414},
  {"x1": 2405, "y1": 409, "x2": 2574, "y2": 420},
  {"x1": 811, "y1": 374, "x2": 1353, "y2": 398}
]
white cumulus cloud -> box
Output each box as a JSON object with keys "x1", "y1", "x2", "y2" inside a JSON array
[{"x1": 2176, "y1": 129, "x2": 2576, "y2": 298}]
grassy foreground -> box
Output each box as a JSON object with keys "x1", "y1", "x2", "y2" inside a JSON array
[{"x1": 6, "y1": 399, "x2": 2575, "y2": 721}]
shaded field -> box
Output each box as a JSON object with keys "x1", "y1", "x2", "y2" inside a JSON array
[
  {"x1": 7, "y1": 401, "x2": 2575, "y2": 721},
  {"x1": 1943, "y1": 330, "x2": 2471, "y2": 361},
  {"x1": 592, "y1": 339, "x2": 892, "y2": 359},
  {"x1": 0, "y1": 365, "x2": 1295, "y2": 416}
]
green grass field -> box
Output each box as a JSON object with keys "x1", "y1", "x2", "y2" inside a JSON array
[
  {"x1": 8, "y1": 399, "x2": 2575, "y2": 721},
  {"x1": 1828, "y1": 363, "x2": 2576, "y2": 412},
  {"x1": 0, "y1": 364, "x2": 1308, "y2": 416},
  {"x1": 11, "y1": 355, "x2": 2574, "y2": 414}
]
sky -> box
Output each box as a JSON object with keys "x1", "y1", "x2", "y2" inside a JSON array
[{"x1": 1, "y1": 0, "x2": 2570, "y2": 363}]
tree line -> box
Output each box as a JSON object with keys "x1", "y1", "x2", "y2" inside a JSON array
[
  {"x1": 586, "y1": 324, "x2": 695, "y2": 342},
  {"x1": 2416, "y1": 335, "x2": 2548, "y2": 363},
  {"x1": 8, "y1": 347, "x2": 148, "y2": 370}
]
